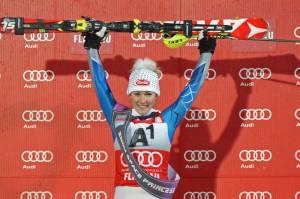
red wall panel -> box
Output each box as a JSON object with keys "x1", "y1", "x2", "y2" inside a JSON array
[{"x1": 0, "y1": 0, "x2": 300, "y2": 198}]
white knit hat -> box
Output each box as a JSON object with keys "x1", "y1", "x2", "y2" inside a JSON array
[{"x1": 127, "y1": 58, "x2": 160, "y2": 96}]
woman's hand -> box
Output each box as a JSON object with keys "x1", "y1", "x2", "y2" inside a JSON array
[
  {"x1": 83, "y1": 26, "x2": 108, "y2": 50},
  {"x1": 198, "y1": 31, "x2": 216, "y2": 54}
]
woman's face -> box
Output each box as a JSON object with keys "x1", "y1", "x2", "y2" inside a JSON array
[{"x1": 129, "y1": 91, "x2": 158, "y2": 115}]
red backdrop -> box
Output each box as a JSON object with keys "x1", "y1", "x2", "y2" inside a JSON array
[{"x1": 0, "y1": 0, "x2": 300, "y2": 198}]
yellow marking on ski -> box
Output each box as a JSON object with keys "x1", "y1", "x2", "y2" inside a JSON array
[
  {"x1": 75, "y1": 19, "x2": 88, "y2": 31},
  {"x1": 133, "y1": 19, "x2": 142, "y2": 34}
]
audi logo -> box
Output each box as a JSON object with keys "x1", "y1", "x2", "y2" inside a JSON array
[
  {"x1": 296, "y1": 191, "x2": 300, "y2": 199},
  {"x1": 76, "y1": 151, "x2": 108, "y2": 163},
  {"x1": 21, "y1": 150, "x2": 53, "y2": 163},
  {"x1": 239, "y1": 68, "x2": 272, "y2": 80},
  {"x1": 130, "y1": 33, "x2": 162, "y2": 41},
  {"x1": 22, "y1": 110, "x2": 54, "y2": 122},
  {"x1": 239, "y1": 191, "x2": 272, "y2": 199},
  {"x1": 76, "y1": 70, "x2": 109, "y2": 82},
  {"x1": 184, "y1": 150, "x2": 216, "y2": 162},
  {"x1": 239, "y1": 150, "x2": 272, "y2": 162},
  {"x1": 77, "y1": 70, "x2": 92, "y2": 82},
  {"x1": 183, "y1": 192, "x2": 216, "y2": 199},
  {"x1": 295, "y1": 150, "x2": 300, "y2": 161},
  {"x1": 20, "y1": 191, "x2": 52, "y2": 199},
  {"x1": 23, "y1": 70, "x2": 55, "y2": 82},
  {"x1": 75, "y1": 191, "x2": 107, "y2": 199},
  {"x1": 185, "y1": 109, "x2": 216, "y2": 121},
  {"x1": 295, "y1": 109, "x2": 300, "y2": 120},
  {"x1": 184, "y1": 68, "x2": 217, "y2": 81},
  {"x1": 295, "y1": 68, "x2": 300, "y2": 79},
  {"x1": 120, "y1": 151, "x2": 163, "y2": 168},
  {"x1": 295, "y1": 27, "x2": 300, "y2": 39},
  {"x1": 23, "y1": 33, "x2": 56, "y2": 42},
  {"x1": 76, "y1": 110, "x2": 106, "y2": 122},
  {"x1": 239, "y1": 109, "x2": 272, "y2": 121}
]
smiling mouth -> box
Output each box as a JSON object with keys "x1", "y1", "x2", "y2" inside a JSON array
[{"x1": 138, "y1": 105, "x2": 148, "y2": 108}]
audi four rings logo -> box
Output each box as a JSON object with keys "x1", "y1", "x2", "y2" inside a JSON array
[
  {"x1": 184, "y1": 150, "x2": 216, "y2": 162},
  {"x1": 239, "y1": 150, "x2": 272, "y2": 162},
  {"x1": 22, "y1": 110, "x2": 54, "y2": 122},
  {"x1": 120, "y1": 151, "x2": 163, "y2": 168},
  {"x1": 184, "y1": 68, "x2": 217, "y2": 81},
  {"x1": 295, "y1": 68, "x2": 300, "y2": 79},
  {"x1": 23, "y1": 33, "x2": 56, "y2": 42},
  {"x1": 77, "y1": 70, "x2": 92, "y2": 81},
  {"x1": 76, "y1": 110, "x2": 106, "y2": 122},
  {"x1": 23, "y1": 70, "x2": 55, "y2": 82},
  {"x1": 131, "y1": 33, "x2": 162, "y2": 41},
  {"x1": 21, "y1": 150, "x2": 53, "y2": 163},
  {"x1": 75, "y1": 191, "x2": 107, "y2": 199},
  {"x1": 239, "y1": 68, "x2": 272, "y2": 80},
  {"x1": 185, "y1": 109, "x2": 216, "y2": 121},
  {"x1": 295, "y1": 26, "x2": 300, "y2": 38},
  {"x1": 239, "y1": 109, "x2": 272, "y2": 121},
  {"x1": 183, "y1": 192, "x2": 216, "y2": 199},
  {"x1": 239, "y1": 191, "x2": 272, "y2": 199},
  {"x1": 295, "y1": 150, "x2": 300, "y2": 161},
  {"x1": 20, "y1": 191, "x2": 53, "y2": 199},
  {"x1": 296, "y1": 191, "x2": 300, "y2": 199},
  {"x1": 76, "y1": 70, "x2": 109, "y2": 81},
  {"x1": 295, "y1": 109, "x2": 300, "y2": 120},
  {"x1": 76, "y1": 151, "x2": 108, "y2": 163}
]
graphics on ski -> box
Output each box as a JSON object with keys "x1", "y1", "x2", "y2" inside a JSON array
[
  {"x1": 0, "y1": 17, "x2": 299, "y2": 47},
  {"x1": 0, "y1": 17, "x2": 268, "y2": 38}
]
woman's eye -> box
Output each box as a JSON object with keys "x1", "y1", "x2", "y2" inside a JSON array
[{"x1": 145, "y1": 92, "x2": 153, "y2": 96}]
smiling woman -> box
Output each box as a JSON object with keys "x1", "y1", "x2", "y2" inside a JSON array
[
  {"x1": 129, "y1": 91, "x2": 158, "y2": 116},
  {"x1": 127, "y1": 58, "x2": 160, "y2": 116},
  {"x1": 83, "y1": 27, "x2": 216, "y2": 199}
]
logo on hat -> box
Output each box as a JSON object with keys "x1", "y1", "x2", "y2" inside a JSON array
[{"x1": 136, "y1": 79, "x2": 150, "y2": 86}]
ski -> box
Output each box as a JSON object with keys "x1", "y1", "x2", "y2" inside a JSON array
[
  {"x1": 1, "y1": 17, "x2": 298, "y2": 44},
  {"x1": 1, "y1": 17, "x2": 268, "y2": 40}
]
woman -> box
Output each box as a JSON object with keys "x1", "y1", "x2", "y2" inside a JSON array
[{"x1": 84, "y1": 27, "x2": 216, "y2": 199}]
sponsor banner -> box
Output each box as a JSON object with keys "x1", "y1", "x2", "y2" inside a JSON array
[
  {"x1": 294, "y1": 26, "x2": 300, "y2": 45},
  {"x1": 23, "y1": 70, "x2": 55, "y2": 89},
  {"x1": 76, "y1": 150, "x2": 108, "y2": 170},
  {"x1": 130, "y1": 33, "x2": 163, "y2": 48},
  {"x1": 71, "y1": 33, "x2": 113, "y2": 55},
  {"x1": 239, "y1": 108, "x2": 272, "y2": 128},
  {"x1": 23, "y1": 33, "x2": 56, "y2": 49},
  {"x1": 76, "y1": 109, "x2": 107, "y2": 129},
  {"x1": 184, "y1": 68, "x2": 217, "y2": 82},
  {"x1": 0, "y1": 0, "x2": 300, "y2": 197},
  {"x1": 178, "y1": 178, "x2": 300, "y2": 199},
  {"x1": 76, "y1": 69, "x2": 109, "y2": 89},
  {"x1": 0, "y1": 178, "x2": 113, "y2": 199}
]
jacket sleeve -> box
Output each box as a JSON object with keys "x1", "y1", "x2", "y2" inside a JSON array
[
  {"x1": 162, "y1": 52, "x2": 213, "y2": 142},
  {"x1": 87, "y1": 49, "x2": 117, "y2": 138}
]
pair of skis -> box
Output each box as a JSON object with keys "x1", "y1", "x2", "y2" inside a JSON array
[{"x1": 0, "y1": 17, "x2": 299, "y2": 45}]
